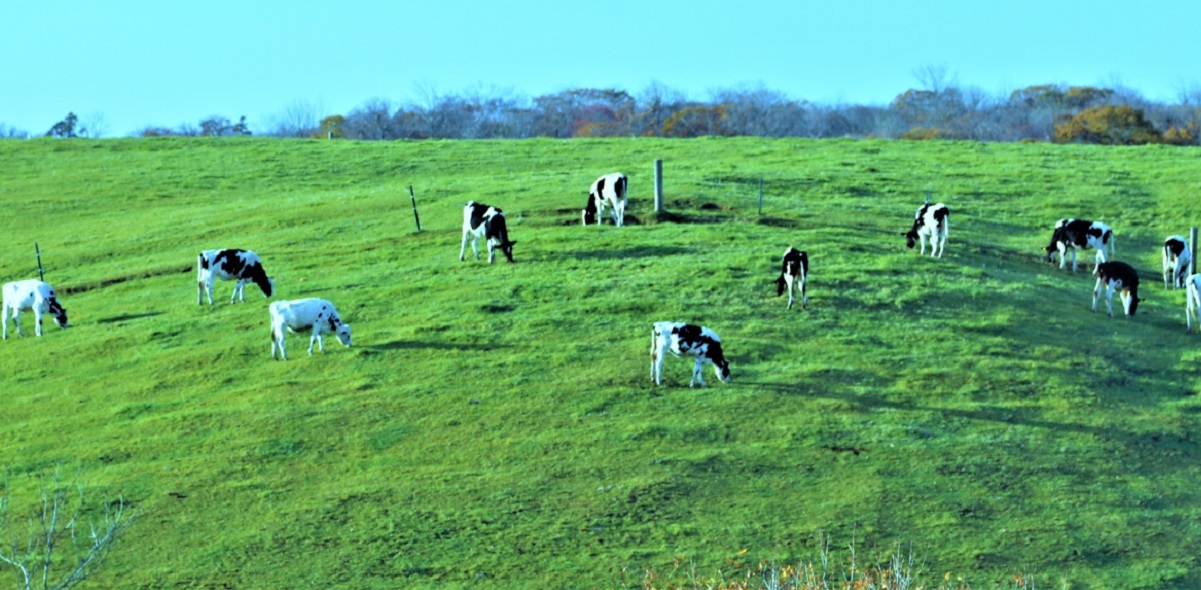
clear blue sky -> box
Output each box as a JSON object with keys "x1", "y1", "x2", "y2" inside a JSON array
[{"x1": 3, "y1": 0, "x2": 1198, "y2": 137}]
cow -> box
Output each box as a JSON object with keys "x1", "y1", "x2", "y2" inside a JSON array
[
  {"x1": 269, "y1": 298, "x2": 352, "y2": 361},
  {"x1": 1162, "y1": 235, "x2": 1191, "y2": 289},
  {"x1": 583, "y1": 172, "x2": 628, "y2": 227},
  {"x1": 198, "y1": 248, "x2": 274, "y2": 305},
  {"x1": 460, "y1": 201, "x2": 516, "y2": 263},
  {"x1": 903, "y1": 202, "x2": 949, "y2": 258},
  {"x1": 1046, "y1": 218, "x2": 1114, "y2": 272},
  {"x1": 2, "y1": 279, "x2": 69, "y2": 339},
  {"x1": 1092, "y1": 261, "x2": 1141, "y2": 318},
  {"x1": 1187, "y1": 274, "x2": 1201, "y2": 332},
  {"x1": 774, "y1": 247, "x2": 809, "y2": 310},
  {"x1": 650, "y1": 321, "x2": 731, "y2": 387}
]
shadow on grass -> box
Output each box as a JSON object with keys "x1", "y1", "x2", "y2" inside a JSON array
[
  {"x1": 368, "y1": 339, "x2": 509, "y2": 352},
  {"x1": 743, "y1": 380, "x2": 1138, "y2": 440},
  {"x1": 95, "y1": 311, "x2": 165, "y2": 324},
  {"x1": 571, "y1": 245, "x2": 693, "y2": 260}
]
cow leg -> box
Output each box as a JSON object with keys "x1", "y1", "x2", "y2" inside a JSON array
[
  {"x1": 1092, "y1": 278, "x2": 1102, "y2": 313},
  {"x1": 271, "y1": 327, "x2": 287, "y2": 361},
  {"x1": 690, "y1": 357, "x2": 707, "y2": 388},
  {"x1": 201, "y1": 278, "x2": 214, "y2": 305},
  {"x1": 1101, "y1": 284, "x2": 1116, "y2": 317},
  {"x1": 2, "y1": 306, "x2": 11, "y2": 339},
  {"x1": 1189, "y1": 284, "x2": 1199, "y2": 332},
  {"x1": 800, "y1": 276, "x2": 809, "y2": 309},
  {"x1": 650, "y1": 331, "x2": 666, "y2": 385},
  {"x1": 1070, "y1": 250, "x2": 1078, "y2": 272},
  {"x1": 34, "y1": 308, "x2": 43, "y2": 337}
]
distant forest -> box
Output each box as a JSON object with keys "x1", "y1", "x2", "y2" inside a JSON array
[{"x1": 19, "y1": 77, "x2": 1201, "y2": 145}]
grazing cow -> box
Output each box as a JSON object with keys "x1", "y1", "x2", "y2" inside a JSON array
[
  {"x1": 903, "y1": 202, "x2": 949, "y2": 258},
  {"x1": 198, "y1": 248, "x2": 274, "y2": 305},
  {"x1": 1162, "y1": 235, "x2": 1191, "y2": 289},
  {"x1": 1186, "y1": 274, "x2": 1201, "y2": 332},
  {"x1": 774, "y1": 247, "x2": 809, "y2": 310},
  {"x1": 1046, "y1": 218, "x2": 1114, "y2": 272},
  {"x1": 460, "y1": 201, "x2": 516, "y2": 263},
  {"x1": 2, "y1": 279, "x2": 69, "y2": 339},
  {"x1": 1092, "y1": 261, "x2": 1141, "y2": 318},
  {"x1": 269, "y1": 298, "x2": 352, "y2": 361},
  {"x1": 583, "y1": 172, "x2": 628, "y2": 227},
  {"x1": 650, "y1": 321, "x2": 731, "y2": 387}
]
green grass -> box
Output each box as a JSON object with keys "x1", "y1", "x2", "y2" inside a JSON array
[{"x1": 1, "y1": 137, "x2": 1200, "y2": 589}]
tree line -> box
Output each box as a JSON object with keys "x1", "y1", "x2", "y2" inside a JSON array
[{"x1": 16, "y1": 80, "x2": 1201, "y2": 145}]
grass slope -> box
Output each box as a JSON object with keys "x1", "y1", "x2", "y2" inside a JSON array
[{"x1": 1, "y1": 137, "x2": 1200, "y2": 589}]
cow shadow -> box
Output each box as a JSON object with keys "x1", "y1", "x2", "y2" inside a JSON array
[
  {"x1": 571, "y1": 245, "x2": 693, "y2": 261},
  {"x1": 368, "y1": 339, "x2": 509, "y2": 352},
  {"x1": 95, "y1": 311, "x2": 165, "y2": 324},
  {"x1": 742, "y1": 380, "x2": 1136, "y2": 440}
]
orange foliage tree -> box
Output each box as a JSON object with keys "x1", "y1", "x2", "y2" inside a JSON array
[
  {"x1": 1053, "y1": 105, "x2": 1162, "y2": 145},
  {"x1": 661, "y1": 105, "x2": 728, "y2": 137}
]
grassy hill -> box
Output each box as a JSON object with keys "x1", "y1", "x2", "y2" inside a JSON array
[{"x1": 1, "y1": 137, "x2": 1199, "y2": 589}]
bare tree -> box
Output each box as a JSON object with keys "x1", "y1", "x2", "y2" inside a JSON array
[
  {"x1": 0, "y1": 469, "x2": 136, "y2": 590},
  {"x1": 0, "y1": 124, "x2": 29, "y2": 139},
  {"x1": 74, "y1": 113, "x2": 109, "y2": 139},
  {"x1": 344, "y1": 98, "x2": 396, "y2": 140},
  {"x1": 267, "y1": 100, "x2": 324, "y2": 137},
  {"x1": 911, "y1": 63, "x2": 955, "y2": 93}
]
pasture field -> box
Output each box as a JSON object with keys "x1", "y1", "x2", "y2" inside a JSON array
[{"x1": 1, "y1": 137, "x2": 1200, "y2": 589}]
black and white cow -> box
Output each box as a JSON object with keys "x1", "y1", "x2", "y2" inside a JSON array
[
  {"x1": 583, "y1": 172, "x2": 628, "y2": 227},
  {"x1": 1046, "y1": 218, "x2": 1114, "y2": 272},
  {"x1": 269, "y1": 298, "x2": 352, "y2": 361},
  {"x1": 1186, "y1": 274, "x2": 1201, "y2": 332},
  {"x1": 903, "y1": 202, "x2": 949, "y2": 258},
  {"x1": 2, "y1": 279, "x2": 69, "y2": 339},
  {"x1": 650, "y1": 321, "x2": 731, "y2": 387},
  {"x1": 460, "y1": 201, "x2": 516, "y2": 264},
  {"x1": 1162, "y1": 235, "x2": 1191, "y2": 289},
  {"x1": 1092, "y1": 261, "x2": 1141, "y2": 318},
  {"x1": 774, "y1": 247, "x2": 809, "y2": 310},
  {"x1": 198, "y1": 249, "x2": 274, "y2": 305}
]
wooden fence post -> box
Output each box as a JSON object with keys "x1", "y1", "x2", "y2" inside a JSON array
[{"x1": 653, "y1": 159, "x2": 664, "y2": 213}]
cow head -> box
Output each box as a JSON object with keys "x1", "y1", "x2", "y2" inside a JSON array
[
  {"x1": 335, "y1": 323, "x2": 353, "y2": 348},
  {"x1": 775, "y1": 274, "x2": 789, "y2": 296},
  {"x1": 48, "y1": 300, "x2": 69, "y2": 329},
  {"x1": 714, "y1": 357, "x2": 731, "y2": 383},
  {"x1": 497, "y1": 240, "x2": 517, "y2": 263},
  {"x1": 904, "y1": 228, "x2": 919, "y2": 249}
]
